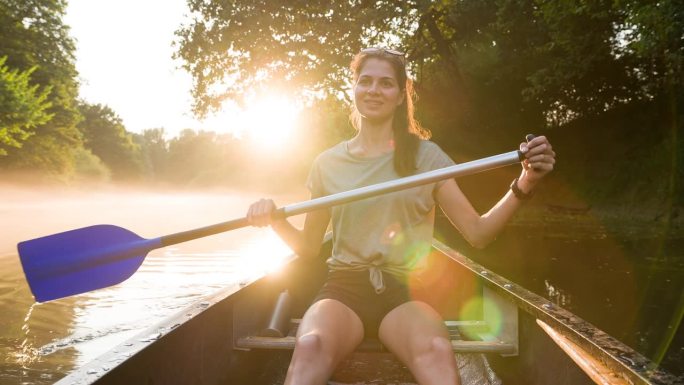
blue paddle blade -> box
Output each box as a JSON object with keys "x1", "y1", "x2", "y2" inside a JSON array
[{"x1": 18, "y1": 225, "x2": 162, "y2": 302}]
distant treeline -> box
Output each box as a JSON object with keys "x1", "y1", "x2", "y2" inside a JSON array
[
  {"x1": 0, "y1": 1, "x2": 348, "y2": 187},
  {"x1": 1, "y1": 1, "x2": 682, "y2": 209}
]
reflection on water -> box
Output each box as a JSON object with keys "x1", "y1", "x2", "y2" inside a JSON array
[
  {"x1": 0, "y1": 187, "x2": 303, "y2": 385},
  {"x1": 42, "y1": 249, "x2": 239, "y2": 363},
  {"x1": 16, "y1": 303, "x2": 39, "y2": 369},
  {"x1": 543, "y1": 279, "x2": 572, "y2": 308}
]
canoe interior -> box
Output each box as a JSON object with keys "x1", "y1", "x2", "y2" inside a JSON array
[{"x1": 57, "y1": 239, "x2": 679, "y2": 385}]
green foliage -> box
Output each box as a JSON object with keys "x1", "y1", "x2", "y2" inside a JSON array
[
  {"x1": 547, "y1": 92, "x2": 683, "y2": 213},
  {"x1": 175, "y1": 0, "x2": 424, "y2": 116},
  {"x1": 172, "y1": 0, "x2": 683, "y2": 214},
  {"x1": 72, "y1": 146, "x2": 111, "y2": 182},
  {"x1": 77, "y1": 102, "x2": 143, "y2": 181},
  {"x1": 617, "y1": 0, "x2": 684, "y2": 92},
  {"x1": 0, "y1": 0, "x2": 679, "y2": 203},
  {"x1": 0, "y1": 0, "x2": 82, "y2": 174},
  {"x1": 520, "y1": 2, "x2": 635, "y2": 123},
  {"x1": 176, "y1": 1, "x2": 682, "y2": 137},
  {"x1": 134, "y1": 128, "x2": 169, "y2": 182},
  {"x1": 3, "y1": 132, "x2": 77, "y2": 175},
  {"x1": 165, "y1": 129, "x2": 228, "y2": 184},
  {"x1": 0, "y1": 56, "x2": 53, "y2": 155}
]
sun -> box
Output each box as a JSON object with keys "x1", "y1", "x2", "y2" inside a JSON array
[
  {"x1": 239, "y1": 94, "x2": 299, "y2": 150},
  {"x1": 201, "y1": 93, "x2": 300, "y2": 152}
]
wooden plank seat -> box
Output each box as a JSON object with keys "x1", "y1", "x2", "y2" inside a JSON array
[{"x1": 235, "y1": 318, "x2": 517, "y2": 355}]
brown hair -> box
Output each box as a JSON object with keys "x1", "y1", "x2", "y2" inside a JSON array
[{"x1": 349, "y1": 49, "x2": 431, "y2": 176}]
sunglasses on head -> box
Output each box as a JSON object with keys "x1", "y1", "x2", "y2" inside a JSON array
[{"x1": 360, "y1": 47, "x2": 405, "y2": 58}]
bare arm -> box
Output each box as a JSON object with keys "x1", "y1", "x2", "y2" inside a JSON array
[
  {"x1": 436, "y1": 136, "x2": 556, "y2": 248},
  {"x1": 246, "y1": 197, "x2": 331, "y2": 259}
]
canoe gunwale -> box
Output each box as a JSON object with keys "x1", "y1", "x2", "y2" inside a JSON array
[{"x1": 432, "y1": 240, "x2": 678, "y2": 385}]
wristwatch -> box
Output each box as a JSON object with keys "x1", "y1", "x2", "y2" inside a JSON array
[{"x1": 510, "y1": 178, "x2": 534, "y2": 200}]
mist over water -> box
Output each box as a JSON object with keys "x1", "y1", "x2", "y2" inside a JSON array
[{"x1": 0, "y1": 185, "x2": 306, "y2": 384}]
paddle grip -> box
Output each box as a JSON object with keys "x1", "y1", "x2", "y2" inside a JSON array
[{"x1": 524, "y1": 134, "x2": 541, "y2": 171}]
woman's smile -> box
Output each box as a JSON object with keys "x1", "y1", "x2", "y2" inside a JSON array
[
  {"x1": 353, "y1": 58, "x2": 403, "y2": 123},
  {"x1": 364, "y1": 99, "x2": 384, "y2": 107}
]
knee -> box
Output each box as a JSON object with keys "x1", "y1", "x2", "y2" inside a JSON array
[
  {"x1": 295, "y1": 333, "x2": 322, "y2": 355},
  {"x1": 293, "y1": 333, "x2": 330, "y2": 364},
  {"x1": 414, "y1": 336, "x2": 454, "y2": 365},
  {"x1": 431, "y1": 336, "x2": 453, "y2": 356}
]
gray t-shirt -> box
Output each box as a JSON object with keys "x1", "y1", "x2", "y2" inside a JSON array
[{"x1": 306, "y1": 140, "x2": 455, "y2": 293}]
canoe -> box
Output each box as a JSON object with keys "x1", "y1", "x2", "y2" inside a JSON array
[{"x1": 56, "y1": 237, "x2": 679, "y2": 385}]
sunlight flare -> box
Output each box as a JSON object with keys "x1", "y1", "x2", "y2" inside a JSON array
[
  {"x1": 202, "y1": 93, "x2": 300, "y2": 154},
  {"x1": 234, "y1": 229, "x2": 293, "y2": 280},
  {"x1": 242, "y1": 94, "x2": 299, "y2": 151}
]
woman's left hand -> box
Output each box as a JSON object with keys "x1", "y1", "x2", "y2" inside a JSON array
[{"x1": 519, "y1": 135, "x2": 556, "y2": 187}]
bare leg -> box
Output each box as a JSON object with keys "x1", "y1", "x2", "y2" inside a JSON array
[
  {"x1": 284, "y1": 299, "x2": 364, "y2": 385},
  {"x1": 378, "y1": 301, "x2": 461, "y2": 385}
]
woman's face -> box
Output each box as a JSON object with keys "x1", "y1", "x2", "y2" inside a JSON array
[{"x1": 353, "y1": 58, "x2": 405, "y2": 124}]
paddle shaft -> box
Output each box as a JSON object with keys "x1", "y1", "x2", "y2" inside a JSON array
[{"x1": 160, "y1": 150, "x2": 523, "y2": 247}]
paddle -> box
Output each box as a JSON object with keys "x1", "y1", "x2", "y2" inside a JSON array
[{"x1": 18, "y1": 148, "x2": 525, "y2": 302}]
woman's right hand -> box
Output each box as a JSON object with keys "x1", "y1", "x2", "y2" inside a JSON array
[{"x1": 246, "y1": 198, "x2": 278, "y2": 227}]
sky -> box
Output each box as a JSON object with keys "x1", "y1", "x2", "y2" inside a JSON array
[{"x1": 64, "y1": 0, "x2": 207, "y2": 137}]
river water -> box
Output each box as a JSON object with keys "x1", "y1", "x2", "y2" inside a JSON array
[
  {"x1": 0, "y1": 187, "x2": 682, "y2": 383},
  {"x1": 0, "y1": 187, "x2": 305, "y2": 385}
]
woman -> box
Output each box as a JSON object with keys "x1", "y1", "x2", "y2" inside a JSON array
[{"x1": 247, "y1": 48, "x2": 556, "y2": 385}]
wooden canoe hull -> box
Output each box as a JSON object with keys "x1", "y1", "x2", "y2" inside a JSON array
[{"x1": 57, "y1": 240, "x2": 678, "y2": 385}]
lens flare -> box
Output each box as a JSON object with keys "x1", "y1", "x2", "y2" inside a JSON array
[
  {"x1": 233, "y1": 229, "x2": 292, "y2": 280},
  {"x1": 381, "y1": 222, "x2": 401, "y2": 245},
  {"x1": 459, "y1": 296, "x2": 503, "y2": 340},
  {"x1": 403, "y1": 240, "x2": 432, "y2": 269}
]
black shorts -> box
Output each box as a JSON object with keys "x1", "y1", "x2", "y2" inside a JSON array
[{"x1": 313, "y1": 270, "x2": 412, "y2": 338}]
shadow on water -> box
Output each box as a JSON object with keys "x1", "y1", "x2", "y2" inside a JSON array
[{"x1": 436, "y1": 213, "x2": 684, "y2": 379}]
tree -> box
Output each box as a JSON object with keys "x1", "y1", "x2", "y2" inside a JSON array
[
  {"x1": 176, "y1": 0, "x2": 681, "y2": 146},
  {"x1": 165, "y1": 129, "x2": 230, "y2": 185},
  {"x1": 616, "y1": 0, "x2": 684, "y2": 94},
  {"x1": 175, "y1": 0, "x2": 428, "y2": 117},
  {"x1": 0, "y1": 56, "x2": 53, "y2": 155},
  {"x1": 511, "y1": 1, "x2": 642, "y2": 126},
  {"x1": 72, "y1": 146, "x2": 111, "y2": 182},
  {"x1": 134, "y1": 128, "x2": 169, "y2": 182},
  {"x1": 77, "y1": 102, "x2": 143, "y2": 180},
  {"x1": 0, "y1": 0, "x2": 82, "y2": 174}
]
